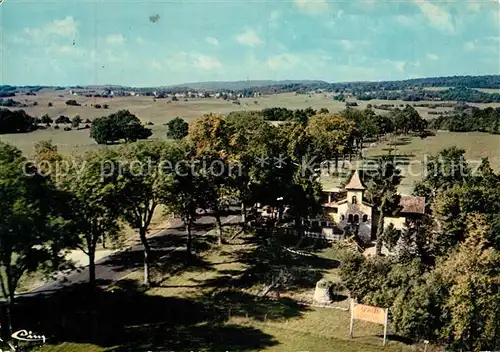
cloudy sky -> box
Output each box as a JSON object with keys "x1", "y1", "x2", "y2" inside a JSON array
[{"x1": 1, "y1": 0, "x2": 499, "y2": 86}]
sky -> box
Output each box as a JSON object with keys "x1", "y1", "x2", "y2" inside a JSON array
[{"x1": 0, "y1": 0, "x2": 499, "y2": 87}]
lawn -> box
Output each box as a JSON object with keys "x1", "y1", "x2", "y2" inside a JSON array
[{"x1": 27, "y1": 229, "x2": 423, "y2": 352}]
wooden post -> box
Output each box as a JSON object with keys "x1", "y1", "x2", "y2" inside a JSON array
[
  {"x1": 382, "y1": 308, "x2": 388, "y2": 346},
  {"x1": 349, "y1": 299, "x2": 354, "y2": 339}
]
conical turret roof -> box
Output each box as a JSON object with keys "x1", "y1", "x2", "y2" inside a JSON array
[{"x1": 344, "y1": 169, "x2": 366, "y2": 190}]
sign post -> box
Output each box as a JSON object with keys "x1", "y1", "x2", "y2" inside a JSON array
[
  {"x1": 383, "y1": 308, "x2": 388, "y2": 346},
  {"x1": 349, "y1": 299, "x2": 389, "y2": 347},
  {"x1": 349, "y1": 299, "x2": 354, "y2": 339}
]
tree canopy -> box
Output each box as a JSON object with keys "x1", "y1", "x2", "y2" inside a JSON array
[
  {"x1": 90, "y1": 110, "x2": 152, "y2": 144},
  {"x1": 166, "y1": 117, "x2": 189, "y2": 139}
]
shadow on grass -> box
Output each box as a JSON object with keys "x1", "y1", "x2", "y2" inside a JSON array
[
  {"x1": 371, "y1": 152, "x2": 415, "y2": 159},
  {"x1": 154, "y1": 250, "x2": 215, "y2": 284},
  {"x1": 199, "y1": 230, "x2": 340, "y2": 292},
  {"x1": 12, "y1": 280, "x2": 280, "y2": 351},
  {"x1": 208, "y1": 290, "x2": 309, "y2": 322},
  {"x1": 380, "y1": 334, "x2": 414, "y2": 345}
]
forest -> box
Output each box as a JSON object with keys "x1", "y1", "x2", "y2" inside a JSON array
[{"x1": 429, "y1": 106, "x2": 500, "y2": 134}]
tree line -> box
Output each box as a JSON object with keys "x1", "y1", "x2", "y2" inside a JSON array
[
  {"x1": 429, "y1": 106, "x2": 500, "y2": 134},
  {"x1": 232, "y1": 75, "x2": 500, "y2": 97},
  {"x1": 356, "y1": 87, "x2": 500, "y2": 103}
]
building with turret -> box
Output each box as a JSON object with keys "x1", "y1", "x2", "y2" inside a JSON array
[{"x1": 305, "y1": 169, "x2": 425, "y2": 244}]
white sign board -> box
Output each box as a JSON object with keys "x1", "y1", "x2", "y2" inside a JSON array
[{"x1": 349, "y1": 299, "x2": 389, "y2": 346}]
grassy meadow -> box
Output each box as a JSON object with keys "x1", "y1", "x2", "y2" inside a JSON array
[
  {"x1": 364, "y1": 132, "x2": 500, "y2": 194},
  {"x1": 31, "y1": 231, "x2": 429, "y2": 352}
]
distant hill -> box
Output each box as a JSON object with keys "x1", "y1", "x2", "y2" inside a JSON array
[
  {"x1": 4, "y1": 75, "x2": 500, "y2": 96},
  {"x1": 165, "y1": 80, "x2": 328, "y2": 91}
]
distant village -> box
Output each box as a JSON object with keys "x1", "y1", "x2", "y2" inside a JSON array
[{"x1": 68, "y1": 88, "x2": 264, "y2": 100}]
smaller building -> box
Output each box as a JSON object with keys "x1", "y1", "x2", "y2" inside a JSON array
[{"x1": 384, "y1": 195, "x2": 426, "y2": 230}]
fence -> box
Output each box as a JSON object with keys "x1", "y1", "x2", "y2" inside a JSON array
[{"x1": 281, "y1": 228, "x2": 345, "y2": 242}]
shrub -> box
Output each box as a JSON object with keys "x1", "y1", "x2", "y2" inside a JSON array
[
  {"x1": 55, "y1": 116, "x2": 71, "y2": 124},
  {"x1": 65, "y1": 99, "x2": 81, "y2": 106},
  {"x1": 40, "y1": 114, "x2": 53, "y2": 124},
  {"x1": 48, "y1": 102, "x2": 53, "y2": 107},
  {"x1": 71, "y1": 115, "x2": 82, "y2": 128},
  {"x1": 95, "y1": 104, "x2": 102, "y2": 109}
]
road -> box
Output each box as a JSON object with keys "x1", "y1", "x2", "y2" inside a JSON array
[{"x1": 27, "y1": 212, "x2": 241, "y2": 295}]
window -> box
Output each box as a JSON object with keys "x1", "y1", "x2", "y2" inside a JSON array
[
  {"x1": 352, "y1": 195, "x2": 357, "y2": 204},
  {"x1": 341, "y1": 215, "x2": 345, "y2": 221},
  {"x1": 331, "y1": 207, "x2": 338, "y2": 214},
  {"x1": 321, "y1": 221, "x2": 327, "y2": 227},
  {"x1": 348, "y1": 214, "x2": 353, "y2": 223},
  {"x1": 362, "y1": 215, "x2": 368, "y2": 222},
  {"x1": 354, "y1": 214, "x2": 359, "y2": 224}
]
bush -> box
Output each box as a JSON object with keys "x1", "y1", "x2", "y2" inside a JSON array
[
  {"x1": 65, "y1": 99, "x2": 81, "y2": 106},
  {"x1": 54, "y1": 125, "x2": 60, "y2": 130},
  {"x1": 94, "y1": 104, "x2": 102, "y2": 109},
  {"x1": 63, "y1": 127, "x2": 72, "y2": 131},
  {"x1": 102, "y1": 104, "x2": 109, "y2": 109},
  {"x1": 40, "y1": 114, "x2": 53, "y2": 124},
  {"x1": 71, "y1": 115, "x2": 82, "y2": 128},
  {"x1": 48, "y1": 102, "x2": 53, "y2": 107},
  {"x1": 55, "y1": 116, "x2": 71, "y2": 124}
]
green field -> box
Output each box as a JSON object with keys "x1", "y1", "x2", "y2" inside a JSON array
[{"x1": 365, "y1": 132, "x2": 500, "y2": 194}]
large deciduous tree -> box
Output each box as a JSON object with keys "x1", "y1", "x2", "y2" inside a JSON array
[
  {"x1": 118, "y1": 140, "x2": 185, "y2": 286},
  {"x1": 305, "y1": 112, "x2": 356, "y2": 168},
  {"x1": 165, "y1": 161, "x2": 205, "y2": 255},
  {"x1": 61, "y1": 149, "x2": 124, "y2": 287},
  {"x1": 166, "y1": 117, "x2": 189, "y2": 140},
  {"x1": 90, "y1": 110, "x2": 152, "y2": 144},
  {"x1": 225, "y1": 112, "x2": 278, "y2": 224},
  {"x1": 187, "y1": 114, "x2": 235, "y2": 242},
  {"x1": 0, "y1": 142, "x2": 70, "y2": 337}
]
